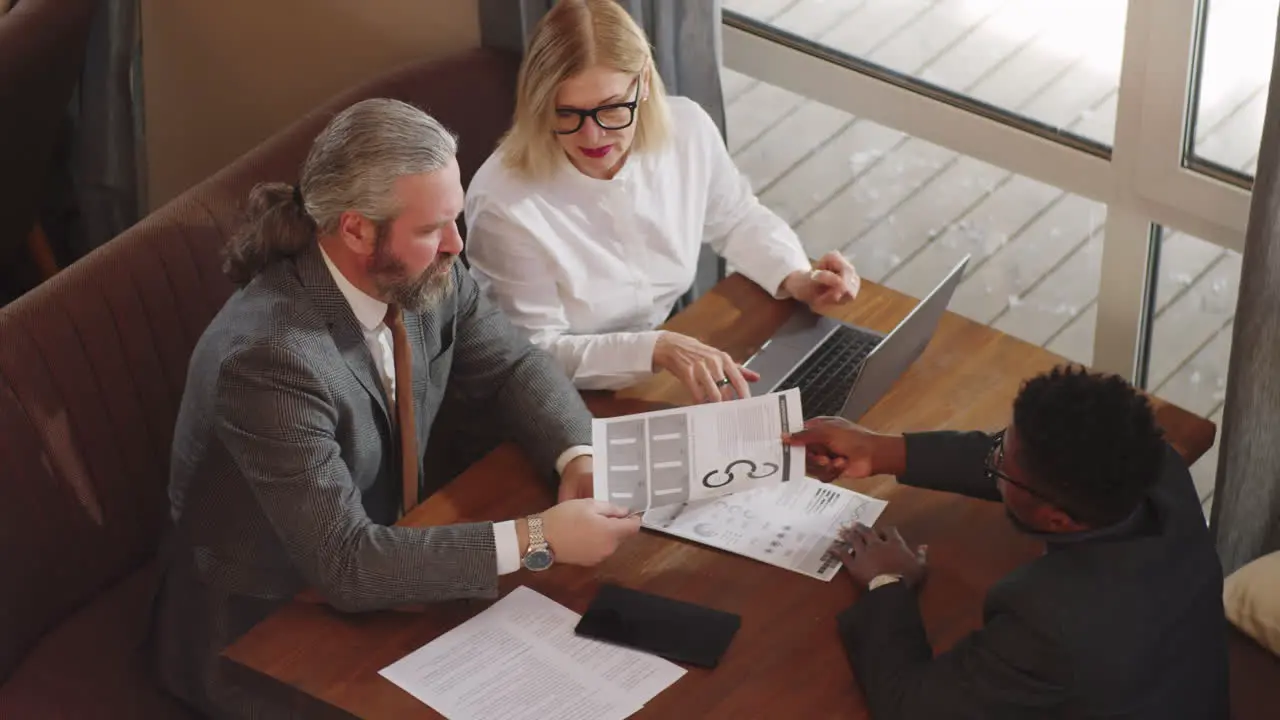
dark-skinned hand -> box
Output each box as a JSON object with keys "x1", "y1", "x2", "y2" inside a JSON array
[
  {"x1": 834, "y1": 522, "x2": 928, "y2": 589},
  {"x1": 784, "y1": 416, "x2": 879, "y2": 481}
]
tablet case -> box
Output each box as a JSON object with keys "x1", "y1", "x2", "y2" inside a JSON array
[{"x1": 574, "y1": 583, "x2": 741, "y2": 668}]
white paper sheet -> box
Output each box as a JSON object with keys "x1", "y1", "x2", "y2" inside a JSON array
[
  {"x1": 642, "y1": 478, "x2": 889, "y2": 581},
  {"x1": 593, "y1": 389, "x2": 806, "y2": 514},
  {"x1": 379, "y1": 586, "x2": 686, "y2": 720}
]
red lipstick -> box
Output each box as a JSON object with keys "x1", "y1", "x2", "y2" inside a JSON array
[{"x1": 580, "y1": 144, "x2": 613, "y2": 159}]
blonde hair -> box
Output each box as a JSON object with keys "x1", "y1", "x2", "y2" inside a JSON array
[{"x1": 499, "y1": 0, "x2": 672, "y2": 179}]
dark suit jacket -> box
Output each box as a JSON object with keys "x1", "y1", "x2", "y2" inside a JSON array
[
  {"x1": 152, "y1": 245, "x2": 593, "y2": 716},
  {"x1": 839, "y1": 431, "x2": 1229, "y2": 720}
]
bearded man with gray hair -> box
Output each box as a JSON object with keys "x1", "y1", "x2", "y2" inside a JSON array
[{"x1": 151, "y1": 98, "x2": 639, "y2": 716}]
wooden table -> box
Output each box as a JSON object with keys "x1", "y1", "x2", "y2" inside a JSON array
[{"x1": 223, "y1": 275, "x2": 1216, "y2": 719}]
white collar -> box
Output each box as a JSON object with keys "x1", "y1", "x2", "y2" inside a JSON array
[
  {"x1": 558, "y1": 149, "x2": 639, "y2": 189},
  {"x1": 319, "y1": 245, "x2": 388, "y2": 332}
]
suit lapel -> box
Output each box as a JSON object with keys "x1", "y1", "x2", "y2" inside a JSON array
[
  {"x1": 333, "y1": 316, "x2": 392, "y2": 422},
  {"x1": 295, "y1": 246, "x2": 391, "y2": 422},
  {"x1": 406, "y1": 306, "x2": 434, "y2": 404},
  {"x1": 412, "y1": 272, "x2": 457, "y2": 368}
]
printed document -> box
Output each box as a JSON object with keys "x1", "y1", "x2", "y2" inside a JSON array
[
  {"x1": 593, "y1": 389, "x2": 805, "y2": 514},
  {"x1": 642, "y1": 478, "x2": 889, "y2": 581},
  {"x1": 379, "y1": 586, "x2": 685, "y2": 720}
]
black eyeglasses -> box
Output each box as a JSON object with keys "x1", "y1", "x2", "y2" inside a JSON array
[
  {"x1": 553, "y1": 76, "x2": 641, "y2": 135},
  {"x1": 985, "y1": 429, "x2": 1080, "y2": 520}
]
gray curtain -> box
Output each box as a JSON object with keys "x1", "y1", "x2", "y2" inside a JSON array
[
  {"x1": 71, "y1": 0, "x2": 143, "y2": 257},
  {"x1": 478, "y1": 0, "x2": 728, "y2": 307},
  {"x1": 1209, "y1": 25, "x2": 1280, "y2": 574}
]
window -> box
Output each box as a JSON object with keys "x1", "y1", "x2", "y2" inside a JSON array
[
  {"x1": 726, "y1": 72, "x2": 1104, "y2": 368},
  {"x1": 727, "y1": 0, "x2": 1127, "y2": 149},
  {"x1": 1145, "y1": 230, "x2": 1240, "y2": 512},
  {"x1": 1188, "y1": 0, "x2": 1279, "y2": 182},
  {"x1": 722, "y1": 0, "x2": 1268, "y2": 511}
]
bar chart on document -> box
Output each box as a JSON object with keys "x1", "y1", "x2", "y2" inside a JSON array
[
  {"x1": 591, "y1": 388, "x2": 888, "y2": 581},
  {"x1": 592, "y1": 389, "x2": 806, "y2": 514}
]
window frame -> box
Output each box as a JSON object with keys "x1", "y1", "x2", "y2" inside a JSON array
[{"x1": 721, "y1": 0, "x2": 1254, "y2": 382}]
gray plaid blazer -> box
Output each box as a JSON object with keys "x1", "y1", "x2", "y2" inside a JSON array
[{"x1": 151, "y1": 244, "x2": 592, "y2": 716}]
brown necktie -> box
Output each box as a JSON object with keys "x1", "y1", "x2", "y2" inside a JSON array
[{"x1": 384, "y1": 304, "x2": 419, "y2": 515}]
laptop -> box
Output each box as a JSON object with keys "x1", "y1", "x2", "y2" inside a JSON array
[{"x1": 744, "y1": 255, "x2": 970, "y2": 421}]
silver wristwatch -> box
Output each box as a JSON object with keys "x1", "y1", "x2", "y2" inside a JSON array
[
  {"x1": 868, "y1": 573, "x2": 903, "y2": 591},
  {"x1": 521, "y1": 515, "x2": 555, "y2": 572}
]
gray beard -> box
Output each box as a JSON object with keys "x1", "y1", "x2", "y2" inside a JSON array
[
  {"x1": 367, "y1": 226, "x2": 455, "y2": 313},
  {"x1": 371, "y1": 254, "x2": 455, "y2": 313}
]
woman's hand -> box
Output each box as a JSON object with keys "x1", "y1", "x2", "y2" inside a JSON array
[
  {"x1": 782, "y1": 251, "x2": 862, "y2": 310},
  {"x1": 652, "y1": 331, "x2": 759, "y2": 403}
]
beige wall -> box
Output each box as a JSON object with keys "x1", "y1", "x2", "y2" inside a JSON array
[{"x1": 141, "y1": 0, "x2": 480, "y2": 210}]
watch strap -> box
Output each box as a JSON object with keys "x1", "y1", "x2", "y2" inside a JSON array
[
  {"x1": 868, "y1": 573, "x2": 903, "y2": 591},
  {"x1": 527, "y1": 515, "x2": 547, "y2": 552}
]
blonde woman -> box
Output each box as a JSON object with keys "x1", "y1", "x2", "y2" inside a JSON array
[{"x1": 465, "y1": 0, "x2": 860, "y2": 403}]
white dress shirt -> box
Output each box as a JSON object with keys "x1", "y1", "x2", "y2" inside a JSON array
[
  {"x1": 319, "y1": 247, "x2": 553, "y2": 575},
  {"x1": 464, "y1": 95, "x2": 813, "y2": 390}
]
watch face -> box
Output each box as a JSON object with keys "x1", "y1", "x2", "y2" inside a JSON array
[{"x1": 523, "y1": 548, "x2": 554, "y2": 572}]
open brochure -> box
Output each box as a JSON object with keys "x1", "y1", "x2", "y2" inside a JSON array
[
  {"x1": 592, "y1": 389, "x2": 805, "y2": 515},
  {"x1": 642, "y1": 478, "x2": 888, "y2": 581}
]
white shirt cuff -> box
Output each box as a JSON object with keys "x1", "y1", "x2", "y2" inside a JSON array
[
  {"x1": 760, "y1": 252, "x2": 814, "y2": 300},
  {"x1": 535, "y1": 330, "x2": 664, "y2": 389},
  {"x1": 555, "y1": 445, "x2": 594, "y2": 476},
  {"x1": 494, "y1": 520, "x2": 521, "y2": 575},
  {"x1": 627, "y1": 330, "x2": 665, "y2": 376}
]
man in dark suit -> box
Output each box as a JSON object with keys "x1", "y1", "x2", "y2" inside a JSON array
[
  {"x1": 153, "y1": 98, "x2": 641, "y2": 717},
  {"x1": 787, "y1": 365, "x2": 1229, "y2": 719}
]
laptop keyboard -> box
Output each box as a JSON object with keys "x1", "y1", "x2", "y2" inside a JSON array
[{"x1": 775, "y1": 326, "x2": 881, "y2": 419}]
